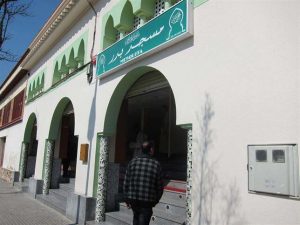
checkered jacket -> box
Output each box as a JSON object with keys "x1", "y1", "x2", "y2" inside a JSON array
[{"x1": 123, "y1": 154, "x2": 163, "y2": 204}]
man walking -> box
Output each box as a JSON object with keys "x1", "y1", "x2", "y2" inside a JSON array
[{"x1": 123, "y1": 141, "x2": 163, "y2": 225}]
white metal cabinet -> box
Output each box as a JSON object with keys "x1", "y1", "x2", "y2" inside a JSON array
[{"x1": 248, "y1": 144, "x2": 299, "y2": 197}]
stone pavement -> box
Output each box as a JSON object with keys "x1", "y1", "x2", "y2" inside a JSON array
[{"x1": 0, "y1": 179, "x2": 74, "y2": 225}]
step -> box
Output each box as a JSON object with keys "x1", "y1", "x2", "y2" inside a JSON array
[
  {"x1": 69, "y1": 178, "x2": 75, "y2": 184},
  {"x1": 49, "y1": 188, "x2": 68, "y2": 201},
  {"x1": 59, "y1": 182, "x2": 74, "y2": 192},
  {"x1": 164, "y1": 180, "x2": 186, "y2": 191},
  {"x1": 36, "y1": 193, "x2": 66, "y2": 215},
  {"x1": 106, "y1": 211, "x2": 132, "y2": 225},
  {"x1": 86, "y1": 221, "x2": 114, "y2": 225},
  {"x1": 161, "y1": 190, "x2": 186, "y2": 207},
  {"x1": 13, "y1": 179, "x2": 29, "y2": 192},
  {"x1": 119, "y1": 202, "x2": 185, "y2": 224},
  {"x1": 150, "y1": 213, "x2": 184, "y2": 225},
  {"x1": 152, "y1": 207, "x2": 185, "y2": 224}
]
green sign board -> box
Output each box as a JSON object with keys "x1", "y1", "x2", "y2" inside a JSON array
[{"x1": 96, "y1": 0, "x2": 191, "y2": 77}]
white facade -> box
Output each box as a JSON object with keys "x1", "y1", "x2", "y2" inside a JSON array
[
  {"x1": 0, "y1": 73, "x2": 27, "y2": 172},
  {"x1": 2, "y1": 0, "x2": 300, "y2": 224}
]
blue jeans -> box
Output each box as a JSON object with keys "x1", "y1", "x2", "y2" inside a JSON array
[{"x1": 132, "y1": 205, "x2": 153, "y2": 225}]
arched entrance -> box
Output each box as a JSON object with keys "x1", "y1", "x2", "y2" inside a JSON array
[
  {"x1": 43, "y1": 98, "x2": 78, "y2": 192},
  {"x1": 95, "y1": 67, "x2": 192, "y2": 224},
  {"x1": 114, "y1": 71, "x2": 187, "y2": 180},
  {"x1": 20, "y1": 113, "x2": 38, "y2": 181}
]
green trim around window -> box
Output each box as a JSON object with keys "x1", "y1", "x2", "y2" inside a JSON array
[
  {"x1": 52, "y1": 31, "x2": 88, "y2": 85},
  {"x1": 27, "y1": 69, "x2": 46, "y2": 101}
]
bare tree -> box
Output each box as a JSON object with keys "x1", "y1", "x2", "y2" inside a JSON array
[{"x1": 0, "y1": 0, "x2": 30, "y2": 61}]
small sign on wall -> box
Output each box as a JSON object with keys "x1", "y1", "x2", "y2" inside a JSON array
[{"x1": 80, "y1": 144, "x2": 89, "y2": 162}]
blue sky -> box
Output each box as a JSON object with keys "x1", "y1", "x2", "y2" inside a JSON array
[{"x1": 0, "y1": 0, "x2": 61, "y2": 85}]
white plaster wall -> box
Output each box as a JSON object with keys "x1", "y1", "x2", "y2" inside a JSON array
[
  {"x1": 23, "y1": 5, "x2": 100, "y2": 194},
  {"x1": 0, "y1": 122, "x2": 24, "y2": 171},
  {"x1": 0, "y1": 75, "x2": 28, "y2": 171},
  {"x1": 90, "y1": 0, "x2": 300, "y2": 224},
  {"x1": 24, "y1": 69, "x2": 98, "y2": 195},
  {"x1": 188, "y1": 1, "x2": 299, "y2": 224},
  {"x1": 19, "y1": 0, "x2": 300, "y2": 224}
]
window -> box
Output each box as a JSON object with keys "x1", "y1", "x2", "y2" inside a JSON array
[
  {"x1": 256, "y1": 150, "x2": 267, "y2": 162},
  {"x1": 11, "y1": 90, "x2": 24, "y2": 121},
  {"x1": 0, "y1": 89, "x2": 25, "y2": 128},
  {"x1": 133, "y1": 16, "x2": 142, "y2": 30},
  {"x1": 273, "y1": 150, "x2": 285, "y2": 163},
  {"x1": 2, "y1": 102, "x2": 11, "y2": 125},
  {"x1": 154, "y1": 0, "x2": 165, "y2": 17}
]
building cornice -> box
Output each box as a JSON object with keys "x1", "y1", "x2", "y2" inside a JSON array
[
  {"x1": 28, "y1": 0, "x2": 78, "y2": 54},
  {"x1": 1, "y1": 0, "x2": 98, "y2": 99},
  {"x1": 22, "y1": 0, "x2": 98, "y2": 69}
]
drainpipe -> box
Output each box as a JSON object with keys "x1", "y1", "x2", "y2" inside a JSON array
[{"x1": 85, "y1": 0, "x2": 98, "y2": 196}]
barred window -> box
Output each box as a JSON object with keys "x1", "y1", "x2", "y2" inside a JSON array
[
  {"x1": 154, "y1": 0, "x2": 165, "y2": 17},
  {"x1": 133, "y1": 16, "x2": 142, "y2": 30}
]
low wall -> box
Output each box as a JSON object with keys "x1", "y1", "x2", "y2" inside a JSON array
[{"x1": 0, "y1": 168, "x2": 18, "y2": 183}]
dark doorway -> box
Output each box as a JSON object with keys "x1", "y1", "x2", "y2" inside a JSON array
[
  {"x1": 59, "y1": 113, "x2": 78, "y2": 179},
  {"x1": 51, "y1": 102, "x2": 78, "y2": 188},
  {"x1": 0, "y1": 137, "x2": 6, "y2": 168},
  {"x1": 25, "y1": 120, "x2": 37, "y2": 178},
  {"x1": 115, "y1": 72, "x2": 187, "y2": 189}
]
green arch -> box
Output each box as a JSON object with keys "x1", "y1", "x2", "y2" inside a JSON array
[
  {"x1": 76, "y1": 40, "x2": 85, "y2": 67},
  {"x1": 23, "y1": 113, "x2": 37, "y2": 143},
  {"x1": 60, "y1": 55, "x2": 68, "y2": 74},
  {"x1": 41, "y1": 74, "x2": 45, "y2": 90},
  {"x1": 130, "y1": 0, "x2": 155, "y2": 19},
  {"x1": 67, "y1": 48, "x2": 77, "y2": 70},
  {"x1": 53, "y1": 61, "x2": 60, "y2": 84},
  {"x1": 103, "y1": 66, "x2": 171, "y2": 135},
  {"x1": 103, "y1": 16, "x2": 118, "y2": 49},
  {"x1": 117, "y1": 1, "x2": 134, "y2": 32},
  {"x1": 48, "y1": 97, "x2": 74, "y2": 140},
  {"x1": 32, "y1": 81, "x2": 36, "y2": 96},
  {"x1": 37, "y1": 77, "x2": 40, "y2": 93}
]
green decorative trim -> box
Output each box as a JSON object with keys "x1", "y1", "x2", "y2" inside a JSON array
[
  {"x1": 194, "y1": 0, "x2": 208, "y2": 8},
  {"x1": 27, "y1": 69, "x2": 46, "y2": 100},
  {"x1": 100, "y1": 0, "x2": 181, "y2": 51},
  {"x1": 23, "y1": 113, "x2": 37, "y2": 143},
  {"x1": 48, "y1": 97, "x2": 72, "y2": 140},
  {"x1": 103, "y1": 66, "x2": 156, "y2": 135},
  {"x1": 93, "y1": 133, "x2": 101, "y2": 197},
  {"x1": 26, "y1": 63, "x2": 89, "y2": 105},
  {"x1": 52, "y1": 31, "x2": 88, "y2": 85}
]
